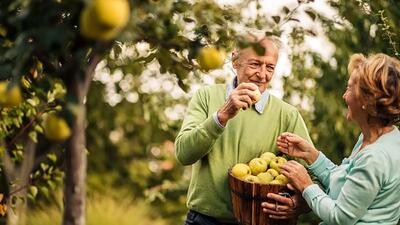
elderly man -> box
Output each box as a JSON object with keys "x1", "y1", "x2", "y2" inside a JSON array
[{"x1": 175, "y1": 36, "x2": 313, "y2": 225}]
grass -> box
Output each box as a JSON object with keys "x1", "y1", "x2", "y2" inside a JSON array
[{"x1": 22, "y1": 193, "x2": 167, "y2": 225}]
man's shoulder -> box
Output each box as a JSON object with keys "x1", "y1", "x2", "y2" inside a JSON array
[
  {"x1": 269, "y1": 94, "x2": 298, "y2": 113},
  {"x1": 196, "y1": 84, "x2": 226, "y2": 96}
]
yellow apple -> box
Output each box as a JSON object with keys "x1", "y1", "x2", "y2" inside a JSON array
[
  {"x1": 79, "y1": 0, "x2": 130, "y2": 41},
  {"x1": 257, "y1": 172, "x2": 274, "y2": 184},
  {"x1": 44, "y1": 114, "x2": 71, "y2": 142},
  {"x1": 92, "y1": 0, "x2": 130, "y2": 29},
  {"x1": 243, "y1": 175, "x2": 260, "y2": 183},
  {"x1": 231, "y1": 163, "x2": 251, "y2": 178},
  {"x1": 0, "y1": 82, "x2": 22, "y2": 108},
  {"x1": 269, "y1": 156, "x2": 287, "y2": 173},
  {"x1": 275, "y1": 174, "x2": 289, "y2": 185},
  {"x1": 269, "y1": 179, "x2": 285, "y2": 185},
  {"x1": 80, "y1": 5, "x2": 120, "y2": 41},
  {"x1": 197, "y1": 47, "x2": 225, "y2": 71},
  {"x1": 266, "y1": 168, "x2": 279, "y2": 178},
  {"x1": 248, "y1": 157, "x2": 268, "y2": 175},
  {"x1": 260, "y1": 152, "x2": 276, "y2": 165}
]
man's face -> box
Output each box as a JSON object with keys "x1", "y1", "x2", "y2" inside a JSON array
[{"x1": 232, "y1": 39, "x2": 279, "y2": 93}]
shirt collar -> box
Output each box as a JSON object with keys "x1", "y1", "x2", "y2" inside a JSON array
[{"x1": 225, "y1": 77, "x2": 270, "y2": 114}]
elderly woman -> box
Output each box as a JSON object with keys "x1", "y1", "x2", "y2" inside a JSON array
[{"x1": 263, "y1": 53, "x2": 400, "y2": 225}]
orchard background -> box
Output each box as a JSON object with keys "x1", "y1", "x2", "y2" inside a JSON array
[{"x1": 0, "y1": 0, "x2": 399, "y2": 225}]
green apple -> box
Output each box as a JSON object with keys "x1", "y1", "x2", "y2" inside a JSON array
[
  {"x1": 231, "y1": 163, "x2": 251, "y2": 178},
  {"x1": 243, "y1": 175, "x2": 260, "y2": 183},
  {"x1": 269, "y1": 156, "x2": 287, "y2": 173},
  {"x1": 266, "y1": 168, "x2": 279, "y2": 178},
  {"x1": 269, "y1": 179, "x2": 285, "y2": 185},
  {"x1": 275, "y1": 174, "x2": 289, "y2": 185},
  {"x1": 260, "y1": 152, "x2": 276, "y2": 165},
  {"x1": 257, "y1": 172, "x2": 274, "y2": 184},
  {"x1": 248, "y1": 157, "x2": 268, "y2": 175}
]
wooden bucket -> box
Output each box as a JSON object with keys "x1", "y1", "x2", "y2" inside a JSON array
[{"x1": 228, "y1": 170, "x2": 297, "y2": 225}]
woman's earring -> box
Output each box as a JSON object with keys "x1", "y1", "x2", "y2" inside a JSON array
[{"x1": 362, "y1": 105, "x2": 366, "y2": 110}]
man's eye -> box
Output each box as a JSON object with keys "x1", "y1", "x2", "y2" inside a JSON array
[
  {"x1": 266, "y1": 66, "x2": 275, "y2": 71},
  {"x1": 249, "y1": 63, "x2": 260, "y2": 67}
]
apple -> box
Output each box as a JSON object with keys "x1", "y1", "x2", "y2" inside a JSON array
[
  {"x1": 0, "y1": 82, "x2": 22, "y2": 108},
  {"x1": 92, "y1": 0, "x2": 130, "y2": 29},
  {"x1": 260, "y1": 152, "x2": 276, "y2": 165},
  {"x1": 248, "y1": 158, "x2": 268, "y2": 175},
  {"x1": 44, "y1": 114, "x2": 71, "y2": 142},
  {"x1": 79, "y1": 0, "x2": 130, "y2": 41},
  {"x1": 243, "y1": 175, "x2": 260, "y2": 183},
  {"x1": 231, "y1": 163, "x2": 251, "y2": 178},
  {"x1": 257, "y1": 172, "x2": 274, "y2": 184},
  {"x1": 275, "y1": 174, "x2": 289, "y2": 185},
  {"x1": 197, "y1": 47, "x2": 225, "y2": 71},
  {"x1": 266, "y1": 168, "x2": 279, "y2": 178},
  {"x1": 269, "y1": 179, "x2": 285, "y2": 185},
  {"x1": 269, "y1": 156, "x2": 287, "y2": 173},
  {"x1": 252, "y1": 88, "x2": 261, "y2": 104}
]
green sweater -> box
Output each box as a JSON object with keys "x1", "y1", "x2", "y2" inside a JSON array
[{"x1": 175, "y1": 84, "x2": 312, "y2": 220}]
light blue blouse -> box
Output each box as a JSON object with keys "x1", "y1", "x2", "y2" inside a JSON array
[{"x1": 303, "y1": 126, "x2": 400, "y2": 225}]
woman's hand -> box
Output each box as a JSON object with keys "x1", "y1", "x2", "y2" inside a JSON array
[
  {"x1": 279, "y1": 160, "x2": 313, "y2": 193},
  {"x1": 277, "y1": 132, "x2": 319, "y2": 165}
]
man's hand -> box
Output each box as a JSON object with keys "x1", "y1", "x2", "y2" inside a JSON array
[
  {"x1": 217, "y1": 82, "x2": 259, "y2": 126},
  {"x1": 261, "y1": 184, "x2": 310, "y2": 219}
]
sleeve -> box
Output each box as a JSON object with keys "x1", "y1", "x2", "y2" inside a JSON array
[
  {"x1": 174, "y1": 88, "x2": 225, "y2": 165},
  {"x1": 308, "y1": 151, "x2": 337, "y2": 190},
  {"x1": 302, "y1": 148, "x2": 387, "y2": 225}
]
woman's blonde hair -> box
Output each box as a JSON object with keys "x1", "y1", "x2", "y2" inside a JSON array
[{"x1": 348, "y1": 53, "x2": 400, "y2": 126}]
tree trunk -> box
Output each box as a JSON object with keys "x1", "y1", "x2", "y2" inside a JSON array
[
  {"x1": 63, "y1": 55, "x2": 100, "y2": 225},
  {"x1": 63, "y1": 100, "x2": 87, "y2": 225}
]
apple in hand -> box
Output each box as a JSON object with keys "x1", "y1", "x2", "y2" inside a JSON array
[
  {"x1": 249, "y1": 158, "x2": 268, "y2": 175},
  {"x1": 231, "y1": 163, "x2": 251, "y2": 179}
]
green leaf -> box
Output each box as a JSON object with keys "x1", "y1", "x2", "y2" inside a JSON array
[
  {"x1": 28, "y1": 131, "x2": 37, "y2": 143},
  {"x1": 305, "y1": 9, "x2": 316, "y2": 21},
  {"x1": 272, "y1": 16, "x2": 281, "y2": 24},
  {"x1": 47, "y1": 153, "x2": 57, "y2": 163},
  {"x1": 29, "y1": 186, "x2": 38, "y2": 198},
  {"x1": 283, "y1": 6, "x2": 290, "y2": 14},
  {"x1": 251, "y1": 43, "x2": 266, "y2": 56}
]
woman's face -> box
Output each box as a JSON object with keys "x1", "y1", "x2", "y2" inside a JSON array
[{"x1": 343, "y1": 71, "x2": 366, "y2": 123}]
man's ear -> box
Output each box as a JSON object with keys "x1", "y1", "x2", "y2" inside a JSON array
[{"x1": 232, "y1": 51, "x2": 239, "y2": 69}]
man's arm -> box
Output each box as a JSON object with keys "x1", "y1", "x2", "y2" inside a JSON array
[{"x1": 175, "y1": 88, "x2": 224, "y2": 165}]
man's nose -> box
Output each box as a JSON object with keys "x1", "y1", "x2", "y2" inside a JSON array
[{"x1": 258, "y1": 66, "x2": 272, "y2": 80}]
